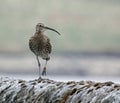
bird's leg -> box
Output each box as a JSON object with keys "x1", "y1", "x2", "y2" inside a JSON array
[
  {"x1": 42, "y1": 60, "x2": 47, "y2": 76},
  {"x1": 36, "y1": 56, "x2": 41, "y2": 79}
]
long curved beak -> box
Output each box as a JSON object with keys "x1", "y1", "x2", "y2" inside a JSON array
[{"x1": 44, "y1": 26, "x2": 61, "y2": 35}]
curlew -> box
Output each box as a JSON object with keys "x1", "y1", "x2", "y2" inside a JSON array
[{"x1": 29, "y1": 23, "x2": 60, "y2": 78}]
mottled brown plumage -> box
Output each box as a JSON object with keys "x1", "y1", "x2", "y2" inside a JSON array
[{"x1": 29, "y1": 23, "x2": 60, "y2": 78}]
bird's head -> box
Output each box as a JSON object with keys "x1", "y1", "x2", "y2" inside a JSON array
[{"x1": 36, "y1": 23, "x2": 61, "y2": 35}]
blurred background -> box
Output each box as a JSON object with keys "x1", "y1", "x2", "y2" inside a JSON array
[{"x1": 0, "y1": 0, "x2": 120, "y2": 82}]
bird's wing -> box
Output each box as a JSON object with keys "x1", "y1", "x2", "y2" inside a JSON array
[
  {"x1": 29, "y1": 37, "x2": 35, "y2": 53},
  {"x1": 45, "y1": 39, "x2": 52, "y2": 54}
]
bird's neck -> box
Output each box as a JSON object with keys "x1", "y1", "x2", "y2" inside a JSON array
[
  {"x1": 36, "y1": 30, "x2": 41, "y2": 33},
  {"x1": 35, "y1": 31, "x2": 43, "y2": 36}
]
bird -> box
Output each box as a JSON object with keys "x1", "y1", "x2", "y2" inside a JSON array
[{"x1": 29, "y1": 23, "x2": 60, "y2": 79}]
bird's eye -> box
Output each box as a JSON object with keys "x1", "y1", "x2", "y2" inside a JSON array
[
  {"x1": 37, "y1": 23, "x2": 44, "y2": 27},
  {"x1": 39, "y1": 25, "x2": 43, "y2": 27}
]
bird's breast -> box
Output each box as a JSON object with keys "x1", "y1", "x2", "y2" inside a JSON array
[{"x1": 29, "y1": 36, "x2": 51, "y2": 58}]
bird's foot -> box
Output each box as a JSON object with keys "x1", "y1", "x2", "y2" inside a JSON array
[
  {"x1": 37, "y1": 76, "x2": 42, "y2": 82},
  {"x1": 42, "y1": 67, "x2": 47, "y2": 76}
]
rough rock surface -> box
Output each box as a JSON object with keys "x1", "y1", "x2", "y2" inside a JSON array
[{"x1": 0, "y1": 77, "x2": 120, "y2": 103}]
